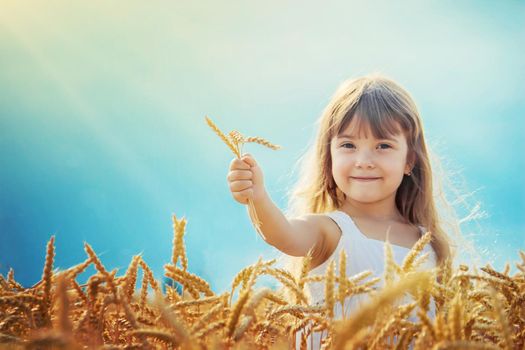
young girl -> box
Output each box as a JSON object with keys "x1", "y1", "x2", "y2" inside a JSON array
[{"x1": 227, "y1": 73, "x2": 457, "y2": 348}]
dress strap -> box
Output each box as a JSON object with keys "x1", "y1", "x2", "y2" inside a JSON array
[{"x1": 322, "y1": 211, "x2": 351, "y2": 238}]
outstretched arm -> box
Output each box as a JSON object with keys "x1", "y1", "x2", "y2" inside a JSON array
[{"x1": 227, "y1": 153, "x2": 324, "y2": 257}]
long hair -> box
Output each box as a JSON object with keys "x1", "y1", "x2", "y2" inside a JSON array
[{"x1": 280, "y1": 73, "x2": 466, "y2": 281}]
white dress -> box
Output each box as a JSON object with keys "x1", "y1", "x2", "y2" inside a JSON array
[{"x1": 294, "y1": 210, "x2": 437, "y2": 350}]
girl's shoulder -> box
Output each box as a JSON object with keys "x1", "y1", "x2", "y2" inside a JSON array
[
  {"x1": 302, "y1": 213, "x2": 345, "y2": 270},
  {"x1": 294, "y1": 212, "x2": 343, "y2": 239}
]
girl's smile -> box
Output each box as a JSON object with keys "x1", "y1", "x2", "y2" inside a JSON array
[{"x1": 350, "y1": 176, "x2": 381, "y2": 181}]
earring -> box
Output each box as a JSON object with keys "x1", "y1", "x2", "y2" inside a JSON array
[{"x1": 406, "y1": 171, "x2": 412, "y2": 176}]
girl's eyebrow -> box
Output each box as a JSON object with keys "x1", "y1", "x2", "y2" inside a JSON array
[{"x1": 337, "y1": 133, "x2": 398, "y2": 143}]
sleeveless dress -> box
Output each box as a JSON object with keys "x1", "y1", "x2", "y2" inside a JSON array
[{"x1": 294, "y1": 210, "x2": 437, "y2": 350}]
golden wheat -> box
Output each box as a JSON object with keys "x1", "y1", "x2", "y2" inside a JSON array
[
  {"x1": 171, "y1": 214, "x2": 188, "y2": 272},
  {"x1": 205, "y1": 116, "x2": 240, "y2": 158},
  {"x1": 384, "y1": 239, "x2": 397, "y2": 287},
  {"x1": 297, "y1": 248, "x2": 313, "y2": 293},
  {"x1": 1, "y1": 213, "x2": 524, "y2": 349},
  {"x1": 42, "y1": 236, "x2": 55, "y2": 310},
  {"x1": 244, "y1": 136, "x2": 281, "y2": 150},
  {"x1": 205, "y1": 115, "x2": 281, "y2": 242},
  {"x1": 123, "y1": 255, "x2": 141, "y2": 301},
  {"x1": 401, "y1": 231, "x2": 433, "y2": 273},
  {"x1": 336, "y1": 249, "x2": 347, "y2": 318},
  {"x1": 324, "y1": 260, "x2": 336, "y2": 320}
]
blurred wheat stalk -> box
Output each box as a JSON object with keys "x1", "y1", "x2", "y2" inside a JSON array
[{"x1": 205, "y1": 115, "x2": 281, "y2": 241}]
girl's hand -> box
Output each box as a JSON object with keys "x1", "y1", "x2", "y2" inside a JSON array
[{"x1": 227, "y1": 153, "x2": 266, "y2": 205}]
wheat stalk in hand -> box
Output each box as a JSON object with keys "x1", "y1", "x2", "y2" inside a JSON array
[{"x1": 205, "y1": 115, "x2": 281, "y2": 240}]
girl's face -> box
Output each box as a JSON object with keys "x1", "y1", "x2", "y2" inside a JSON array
[{"x1": 330, "y1": 119, "x2": 412, "y2": 206}]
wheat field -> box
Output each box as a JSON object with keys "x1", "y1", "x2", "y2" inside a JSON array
[{"x1": 0, "y1": 212, "x2": 524, "y2": 350}]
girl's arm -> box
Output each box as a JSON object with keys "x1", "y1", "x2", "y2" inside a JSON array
[
  {"x1": 228, "y1": 153, "x2": 325, "y2": 258},
  {"x1": 251, "y1": 191, "x2": 326, "y2": 258}
]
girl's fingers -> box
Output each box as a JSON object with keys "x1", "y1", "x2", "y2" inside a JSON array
[
  {"x1": 234, "y1": 188, "x2": 253, "y2": 204},
  {"x1": 230, "y1": 157, "x2": 250, "y2": 170},
  {"x1": 229, "y1": 180, "x2": 253, "y2": 192},
  {"x1": 227, "y1": 153, "x2": 263, "y2": 206},
  {"x1": 227, "y1": 170, "x2": 252, "y2": 182},
  {"x1": 241, "y1": 154, "x2": 255, "y2": 167}
]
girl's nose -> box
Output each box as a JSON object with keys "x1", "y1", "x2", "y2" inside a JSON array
[
  {"x1": 355, "y1": 152, "x2": 375, "y2": 169},
  {"x1": 355, "y1": 161, "x2": 375, "y2": 169}
]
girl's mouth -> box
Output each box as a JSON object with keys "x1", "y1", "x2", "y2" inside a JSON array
[{"x1": 351, "y1": 177, "x2": 381, "y2": 182}]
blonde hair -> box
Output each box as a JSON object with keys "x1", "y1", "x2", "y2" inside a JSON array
[{"x1": 279, "y1": 73, "x2": 472, "y2": 280}]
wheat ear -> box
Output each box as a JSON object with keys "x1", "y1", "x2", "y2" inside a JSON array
[
  {"x1": 205, "y1": 115, "x2": 281, "y2": 241},
  {"x1": 205, "y1": 116, "x2": 240, "y2": 157},
  {"x1": 42, "y1": 236, "x2": 56, "y2": 310},
  {"x1": 488, "y1": 287, "x2": 514, "y2": 350},
  {"x1": 244, "y1": 136, "x2": 281, "y2": 150},
  {"x1": 324, "y1": 260, "x2": 336, "y2": 319},
  {"x1": 297, "y1": 248, "x2": 314, "y2": 300},
  {"x1": 402, "y1": 231, "x2": 432, "y2": 273},
  {"x1": 84, "y1": 243, "x2": 118, "y2": 298},
  {"x1": 56, "y1": 273, "x2": 73, "y2": 335},
  {"x1": 172, "y1": 214, "x2": 188, "y2": 271}
]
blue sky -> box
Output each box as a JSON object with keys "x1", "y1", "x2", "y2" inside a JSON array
[{"x1": 0, "y1": 0, "x2": 523, "y2": 293}]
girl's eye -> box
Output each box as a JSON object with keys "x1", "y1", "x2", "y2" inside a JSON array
[{"x1": 341, "y1": 143, "x2": 391, "y2": 149}]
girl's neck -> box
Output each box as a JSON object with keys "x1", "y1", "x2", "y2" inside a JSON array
[{"x1": 339, "y1": 199, "x2": 406, "y2": 223}]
